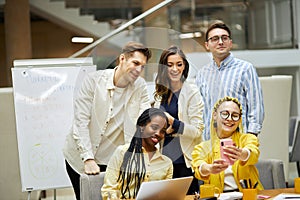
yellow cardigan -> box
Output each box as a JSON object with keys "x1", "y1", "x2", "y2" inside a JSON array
[{"x1": 191, "y1": 131, "x2": 264, "y2": 192}]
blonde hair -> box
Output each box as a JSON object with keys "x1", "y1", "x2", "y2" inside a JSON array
[
  {"x1": 213, "y1": 96, "x2": 242, "y2": 113},
  {"x1": 210, "y1": 96, "x2": 244, "y2": 140}
]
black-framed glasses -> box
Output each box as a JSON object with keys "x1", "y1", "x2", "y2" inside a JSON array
[
  {"x1": 207, "y1": 35, "x2": 231, "y2": 43},
  {"x1": 219, "y1": 110, "x2": 241, "y2": 122}
]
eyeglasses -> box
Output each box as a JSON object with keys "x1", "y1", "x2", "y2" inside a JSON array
[
  {"x1": 207, "y1": 35, "x2": 231, "y2": 43},
  {"x1": 219, "y1": 110, "x2": 241, "y2": 122}
]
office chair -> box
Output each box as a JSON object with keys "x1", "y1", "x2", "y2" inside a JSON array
[
  {"x1": 80, "y1": 172, "x2": 105, "y2": 200},
  {"x1": 256, "y1": 159, "x2": 286, "y2": 189},
  {"x1": 289, "y1": 117, "x2": 300, "y2": 176}
]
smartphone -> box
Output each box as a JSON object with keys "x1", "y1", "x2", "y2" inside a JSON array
[{"x1": 220, "y1": 138, "x2": 234, "y2": 165}]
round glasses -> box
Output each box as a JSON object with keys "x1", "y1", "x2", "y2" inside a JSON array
[
  {"x1": 219, "y1": 110, "x2": 241, "y2": 122},
  {"x1": 207, "y1": 35, "x2": 231, "y2": 44}
]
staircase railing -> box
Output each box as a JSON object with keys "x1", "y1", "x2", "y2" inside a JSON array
[{"x1": 69, "y1": 0, "x2": 175, "y2": 58}]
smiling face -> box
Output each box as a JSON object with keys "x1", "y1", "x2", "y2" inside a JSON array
[
  {"x1": 213, "y1": 100, "x2": 241, "y2": 139},
  {"x1": 166, "y1": 53, "x2": 186, "y2": 84},
  {"x1": 118, "y1": 51, "x2": 147, "y2": 83},
  {"x1": 205, "y1": 28, "x2": 232, "y2": 61},
  {"x1": 141, "y1": 115, "x2": 167, "y2": 151}
]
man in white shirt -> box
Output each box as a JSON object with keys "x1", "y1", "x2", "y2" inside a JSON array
[{"x1": 63, "y1": 41, "x2": 152, "y2": 200}]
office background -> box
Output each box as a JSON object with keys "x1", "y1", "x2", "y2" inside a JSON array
[{"x1": 1, "y1": 0, "x2": 300, "y2": 199}]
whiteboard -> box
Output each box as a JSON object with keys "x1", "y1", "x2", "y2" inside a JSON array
[{"x1": 11, "y1": 65, "x2": 96, "y2": 191}]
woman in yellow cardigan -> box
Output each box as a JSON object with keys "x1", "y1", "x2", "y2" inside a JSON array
[{"x1": 191, "y1": 96, "x2": 264, "y2": 192}]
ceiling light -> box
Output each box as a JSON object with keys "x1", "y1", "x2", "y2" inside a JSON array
[
  {"x1": 71, "y1": 37, "x2": 94, "y2": 43},
  {"x1": 179, "y1": 32, "x2": 202, "y2": 39}
]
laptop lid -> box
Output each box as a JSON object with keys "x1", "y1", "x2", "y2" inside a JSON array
[{"x1": 136, "y1": 176, "x2": 193, "y2": 200}]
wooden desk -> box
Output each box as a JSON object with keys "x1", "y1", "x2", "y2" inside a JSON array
[
  {"x1": 258, "y1": 187, "x2": 296, "y2": 198},
  {"x1": 184, "y1": 188, "x2": 296, "y2": 200}
]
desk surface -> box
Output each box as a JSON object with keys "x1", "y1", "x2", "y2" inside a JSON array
[
  {"x1": 184, "y1": 188, "x2": 296, "y2": 200},
  {"x1": 258, "y1": 187, "x2": 296, "y2": 198}
]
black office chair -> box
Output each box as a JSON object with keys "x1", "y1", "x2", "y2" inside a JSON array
[{"x1": 289, "y1": 117, "x2": 300, "y2": 176}]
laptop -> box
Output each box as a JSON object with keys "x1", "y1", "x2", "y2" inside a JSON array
[{"x1": 135, "y1": 176, "x2": 193, "y2": 200}]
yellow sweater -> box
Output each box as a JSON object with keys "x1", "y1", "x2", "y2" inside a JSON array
[{"x1": 191, "y1": 131, "x2": 264, "y2": 192}]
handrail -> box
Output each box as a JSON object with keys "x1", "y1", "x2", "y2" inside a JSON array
[{"x1": 69, "y1": 0, "x2": 176, "y2": 58}]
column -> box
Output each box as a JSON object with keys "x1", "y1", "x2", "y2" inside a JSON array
[
  {"x1": 3, "y1": 0, "x2": 32, "y2": 86},
  {"x1": 141, "y1": 0, "x2": 169, "y2": 82}
]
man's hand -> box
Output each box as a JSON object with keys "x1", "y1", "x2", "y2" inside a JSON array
[{"x1": 84, "y1": 159, "x2": 100, "y2": 175}]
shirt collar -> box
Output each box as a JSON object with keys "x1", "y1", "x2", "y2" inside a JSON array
[
  {"x1": 213, "y1": 52, "x2": 234, "y2": 70},
  {"x1": 107, "y1": 66, "x2": 135, "y2": 90},
  {"x1": 142, "y1": 146, "x2": 166, "y2": 160},
  {"x1": 106, "y1": 67, "x2": 117, "y2": 90}
]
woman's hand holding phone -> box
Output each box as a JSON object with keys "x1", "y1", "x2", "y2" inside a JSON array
[
  {"x1": 220, "y1": 138, "x2": 235, "y2": 165},
  {"x1": 220, "y1": 138, "x2": 247, "y2": 164}
]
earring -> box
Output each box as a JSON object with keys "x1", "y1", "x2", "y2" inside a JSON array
[{"x1": 213, "y1": 121, "x2": 217, "y2": 128}]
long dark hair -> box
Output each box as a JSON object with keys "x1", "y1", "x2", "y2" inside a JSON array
[
  {"x1": 117, "y1": 108, "x2": 168, "y2": 198},
  {"x1": 154, "y1": 45, "x2": 189, "y2": 103}
]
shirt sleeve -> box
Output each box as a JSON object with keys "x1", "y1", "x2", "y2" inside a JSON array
[
  {"x1": 191, "y1": 141, "x2": 211, "y2": 180},
  {"x1": 244, "y1": 65, "x2": 265, "y2": 134},
  {"x1": 73, "y1": 71, "x2": 99, "y2": 161},
  {"x1": 101, "y1": 145, "x2": 124, "y2": 200},
  {"x1": 172, "y1": 119, "x2": 184, "y2": 134}
]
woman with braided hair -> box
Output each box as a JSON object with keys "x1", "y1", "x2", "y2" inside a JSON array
[
  {"x1": 191, "y1": 96, "x2": 264, "y2": 193},
  {"x1": 101, "y1": 108, "x2": 173, "y2": 199}
]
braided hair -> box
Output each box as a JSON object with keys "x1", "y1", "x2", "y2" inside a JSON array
[{"x1": 117, "y1": 108, "x2": 168, "y2": 199}]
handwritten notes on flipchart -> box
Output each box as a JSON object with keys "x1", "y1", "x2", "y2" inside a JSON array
[{"x1": 12, "y1": 66, "x2": 96, "y2": 191}]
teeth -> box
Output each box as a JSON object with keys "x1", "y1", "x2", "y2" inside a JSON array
[{"x1": 224, "y1": 123, "x2": 233, "y2": 127}]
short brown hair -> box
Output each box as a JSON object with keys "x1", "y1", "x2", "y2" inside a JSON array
[
  {"x1": 205, "y1": 21, "x2": 231, "y2": 41},
  {"x1": 121, "y1": 41, "x2": 152, "y2": 61}
]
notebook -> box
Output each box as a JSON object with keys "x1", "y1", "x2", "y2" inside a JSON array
[{"x1": 135, "y1": 176, "x2": 193, "y2": 200}]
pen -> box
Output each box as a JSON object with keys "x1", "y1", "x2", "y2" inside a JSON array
[
  {"x1": 249, "y1": 179, "x2": 252, "y2": 189},
  {"x1": 239, "y1": 179, "x2": 246, "y2": 189},
  {"x1": 243, "y1": 179, "x2": 248, "y2": 189},
  {"x1": 253, "y1": 182, "x2": 258, "y2": 189}
]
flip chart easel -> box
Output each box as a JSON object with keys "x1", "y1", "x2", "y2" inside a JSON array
[{"x1": 11, "y1": 58, "x2": 96, "y2": 199}]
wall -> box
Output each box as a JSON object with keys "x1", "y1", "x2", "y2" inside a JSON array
[
  {"x1": 0, "y1": 20, "x2": 90, "y2": 87},
  {"x1": 0, "y1": 88, "x2": 40, "y2": 199}
]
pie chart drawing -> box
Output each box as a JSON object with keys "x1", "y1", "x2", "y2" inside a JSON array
[{"x1": 28, "y1": 143, "x2": 58, "y2": 179}]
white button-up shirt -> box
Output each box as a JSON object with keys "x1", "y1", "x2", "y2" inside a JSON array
[{"x1": 63, "y1": 68, "x2": 151, "y2": 173}]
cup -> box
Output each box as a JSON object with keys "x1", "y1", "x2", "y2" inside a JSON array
[
  {"x1": 242, "y1": 188, "x2": 257, "y2": 200},
  {"x1": 295, "y1": 177, "x2": 300, "y2": 193},
  {"x1": 200, "y1": 184, "x2": 220, "y2": 198}
]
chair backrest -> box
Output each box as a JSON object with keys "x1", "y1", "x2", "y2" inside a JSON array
[
  {"x1": 256, "y1": 159, "x2": 286, "y2": 189},
  {"x1": 289, "y1": 116, "x2": 298, "y2": 147},
  {"x1": 80, "y1": 172, "x2": 105, "y2": 200},
  {"x1": 290, "y1": 118, "x2": 300, "y2": 162}
]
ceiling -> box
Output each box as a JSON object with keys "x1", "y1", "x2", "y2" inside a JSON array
[
  {"x1": 63, "y1": 0, "x2": 247, "y2": 22},
  {"x1": 0, "y1": 0, "x2": 248, "y2": 27}
]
